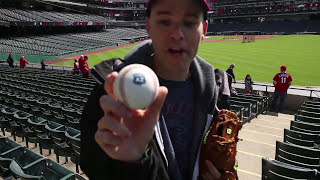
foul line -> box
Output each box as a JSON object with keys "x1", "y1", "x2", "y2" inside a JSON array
[
  {"x1": 241, "y1": 129, "x2": 282, "y2": 138},
  {"x1": 237, "y1": 168, "x2": 262, "y2": 178}
]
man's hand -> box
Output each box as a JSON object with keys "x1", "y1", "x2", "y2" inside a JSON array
[
  {"x1": 201, "y1": 160, "x2": 222, "y2": 180},
  {"x1": 95, "y1": 72, "x2": 168, "y2": 162}
]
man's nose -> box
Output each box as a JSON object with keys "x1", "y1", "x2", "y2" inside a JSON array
[{"x1": 169, "y1": 25, "x2": 184, "y2": 40}]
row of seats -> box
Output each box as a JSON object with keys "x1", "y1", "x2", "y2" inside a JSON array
[
  {"x1": 0, "y1": 66, "x2": 91, "y2": 178},
  {"x1": 0, "y1": 8, "x2": 110, "y2": 23},
  {"x1": 229, "y1": 92, "x2": 269, "y2": 123},
  {"x1": 262, "y1": 100, "x2": 320, "y2": 179},
  {"x1": 0, "y1": 28, "x2": 148, "y2": 56}
]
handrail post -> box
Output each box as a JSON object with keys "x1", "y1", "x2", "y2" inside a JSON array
[{"x1": 310, "y1": 90, "x2": 313, "y2": 98}]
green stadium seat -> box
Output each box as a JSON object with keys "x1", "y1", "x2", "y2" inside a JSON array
[
  {"x1": 295, "y1": 114, "x2": 320, "y2": 124},
  {"x1": 262, "y1": 157, "x2": 320, "y2": 180},
  {"x1": 10, "y1": 158, "x2": 75, "y2": 180},
  {"x1": 230, "y1": 105, "x2": 244, "y2": 121},
  {"x1": 65, "y1": 127, "x2": 80, "y2": 173},
  {"x1": 300, "y1": 105, "x2": 320, "y2": 114},
  {"x1": 284, "y1": 129, "x2": 318, "y2": 147},
  {"x1": 290, "y1": 121, "x2": 320, "y2": 134},
  {"x1": 229, "y1": 100, "x2": 252, "y2": 120},
  {"x1": 298, "y1": 110, "x2": 320, "y2": 119},
  {"x1": 275, "y1": 141, "x2": 320, "y2": 170}
]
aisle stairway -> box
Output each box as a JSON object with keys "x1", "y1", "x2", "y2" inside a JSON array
[{"x1": 237, "y1": 112, "x2": 294, "y2": 179}]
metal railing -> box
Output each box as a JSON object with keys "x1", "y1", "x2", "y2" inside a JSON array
[{"x1": 233, "y1": 82, "x2": 320, "y2": 98}]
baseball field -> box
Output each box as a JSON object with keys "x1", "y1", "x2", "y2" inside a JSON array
[{"x1": 54, "y1": 35, "x2": 320, "y2": 87}]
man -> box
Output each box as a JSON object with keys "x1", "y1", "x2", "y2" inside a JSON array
[
  {"x1": 19, "y1": 56, "x2": 29, "y2": 68},
  {"x1": 40, "y1": 60, "x2": 48, "y2": 70},
  {"x1": 72, "y1": 59, "x2": 79, "y2": 75},
  {"x1": 78, "y1": 55, "x2": 85, "y2": 74},
  {"x1": 226, "y1": 63, "x2": 236, "y2": 83},
  {"x1": 82, "y1": 56, "x2": 90, "y2": 78},
  {"x1": 272, "y1": 65, "x2": 292, "y2": 113},
  {"x1": 7, "y1": 54, "x2": 14, "y2": 68},
  {"x1": 81, "y1": 0, "x2": 222, "y2": 179}
]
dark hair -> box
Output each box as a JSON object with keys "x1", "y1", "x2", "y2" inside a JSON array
[
  {"x1": 245, "y1": 74, "x2": 253, "y2": 84},
  {"x1": 146, "y1": 0, "x2": 208, "y2": 20}
]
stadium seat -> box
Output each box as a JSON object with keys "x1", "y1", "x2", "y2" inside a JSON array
[
  {"x1": 295, "y1": 114, "x2": 320, "y2": 124},
  {"x1": 298, "y1": 110, "x2": 320, "y2": 119},
  {"x1": 45, "y1": 121, "x2": 73, "y2": 164},
  {"x1": 0, "y1": 107, "x2": 19, "y2": 136},
  {"x1": 65, "y1": 127, "x2": 80, "y2": 173},
  {"x1": 284, "y1": 129, "x2": 318, "y2": 148},
  {"x1": 275, "y1": 141, "x2": 320, "y2": 170},
  {"x1": 230, "y1": 105, "x2": 244, "y2": 121},
  {"x1": 9, "y1": 158, "x2": 75, "y2": 180},
  {"x1": 290, "y1": 121, "x2": 320, "y2": 134},
  {"x1": 262, "y1": 157, "x2": 320, "y2": 180},
  {"x1": 229, "y1": 100, "x2": 252, "y2": 120}
]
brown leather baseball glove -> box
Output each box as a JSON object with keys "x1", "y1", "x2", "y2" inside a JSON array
[{"x1": 200, "y1": 109, "x2": 242, "y2": 180}]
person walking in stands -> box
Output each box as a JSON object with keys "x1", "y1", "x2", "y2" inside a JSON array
[
  {"x1": 82, "y1": 56, "x2": 90, "y2": 78},
  {"x1": 272, "y1": 65, "x2": 293, "y2": 113},
  {"x1": 244, "y1": 74, "x2": 253, "y2": 94},
  {"x1": 19, "y1": 56, "x2": 29, "y2": 68},
  {"x1": 80, "y1": 0, "x2": 224, "y2": 179},
  {"x1": 226, "y1": 63, "x2": 236, "y2": 83},
  {"x1": 40, "y1": 60, "x2": 48, "y2": 70},
  {"x1": 7, "y1": 54, "x2": 14, "y2": 68},
  {"x1": 72, "y1": 59, "x2": 80, "y2": 75}
]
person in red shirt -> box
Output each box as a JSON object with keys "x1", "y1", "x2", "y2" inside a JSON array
[
  {"x1": 82, "y1": 56, "x2": 90, "y2": 78},
  {"x1": 272, "y1": 65, "x2": 293, "y2": 112},
  {"x1": 19, "y1": 56, "x2": 29, "y2": 68},
  {"x1": 78, "y1": 55, "x2": 85, "y2": 74}
]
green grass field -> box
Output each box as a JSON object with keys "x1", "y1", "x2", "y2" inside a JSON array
[{"x1": 55, "y1": 35, "x2": 320, "y2": 86}]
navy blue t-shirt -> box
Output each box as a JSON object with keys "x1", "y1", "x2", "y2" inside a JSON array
[{"x1": 159, "y1": 76, "x2": 194, "y2": 179}]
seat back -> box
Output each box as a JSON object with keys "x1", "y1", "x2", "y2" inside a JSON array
[
  {"x1": 262, "y1": 158, "x2": 320, "y2": 180},
  {"x1": 284, "y1": 129, "x2": 318, "y2": 147},
  {"x1": 275, "y1": 141, "x2": 320, "y2": 170},
  {"x1": 290, "y1": 121, "x2": 320, "y2": 134}
]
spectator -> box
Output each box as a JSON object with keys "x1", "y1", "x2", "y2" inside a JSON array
[
  {"x1": 19, "y1": 56, "x2": 29, "y2": 68},
  {"x1": 272, "y1": 65, "x2": 293, "y2": 113},
  {"x1": 40, "y1": 60, "x2": 48, "y2": 70},
  {"x1": 226, "y1": 63, "x2": 236, "y2": 83},
  {"x1": 82, "y1": 56, "x2": 90, "y2": 78},
  {"x1": 72, "y1": 59, "x2": 80, "y2": 75},
  {"x1": 7, "y1": 54, "x2": 14, "y2": 68},
  {"x1": 244, "y1": 74, "x2": 253, "y2": 94},
  {"x1": 79, "y1": 55, "x2": 85, "y2": 74},
  {"x1": 80, "y1": 0, "x2": 223, "y2": 179}
]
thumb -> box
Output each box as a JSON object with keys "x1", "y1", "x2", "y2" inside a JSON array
[{"x1": 145, "y1": 86, "x2": 168, "y2": 118}]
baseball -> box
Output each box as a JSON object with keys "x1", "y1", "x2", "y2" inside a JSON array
[{"x1": 113, "y1": 64, "x2": 159, "y2": 110}]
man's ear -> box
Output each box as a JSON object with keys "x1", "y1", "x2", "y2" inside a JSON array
[
  {"x1": 202, "y1": 20, "x2": 208, "y2": 40},
  {"x1": 146, "y1": 18, "x2": 151, "y2": 36}
]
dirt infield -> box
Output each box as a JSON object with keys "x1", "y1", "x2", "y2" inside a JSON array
[
  {"x1": 202, "y1": 35, "x2": 275, "y2": 43},
  {"x1": 47, "y1": 35, "x2": 275, "y2": 64}
]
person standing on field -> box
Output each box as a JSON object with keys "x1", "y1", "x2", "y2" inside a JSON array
[{"x1": 272, "y1": 65, "x2": 292, "y2": 113}]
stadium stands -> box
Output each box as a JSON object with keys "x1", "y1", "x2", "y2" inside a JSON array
[
  {"x1": 0, "y1": 64, "x2": 93, "y2": 178},
  {"x1": 0, "y1": 28, "x2": 148, "y2": 56},
  {"x1": 262, "y1": 99, "x2": 320, "y2": 179}
]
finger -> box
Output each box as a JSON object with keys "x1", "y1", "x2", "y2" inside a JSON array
[
  {"x1": 104, "y1": 72, "x2": 118, "y2": 98},
  {"x1": 99, "y1": 95, "x2": 132, "y2": 119},
  {"x1": 97, "y1": 116, "x2": 131, "y2": 136},
  {"x1": 145, "y1": 86, "x2": 168, "y2": 118},
  {"x1": 206, "y1": 160, "x2": 222, "y2": 179},
  {"x1": 95, "y1": 130, "x2": 122, "y2": 147}
]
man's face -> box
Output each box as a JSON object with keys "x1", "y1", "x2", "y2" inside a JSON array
[{"x1": 146, "y1": 0, "x2": 208, "y2": 70}]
